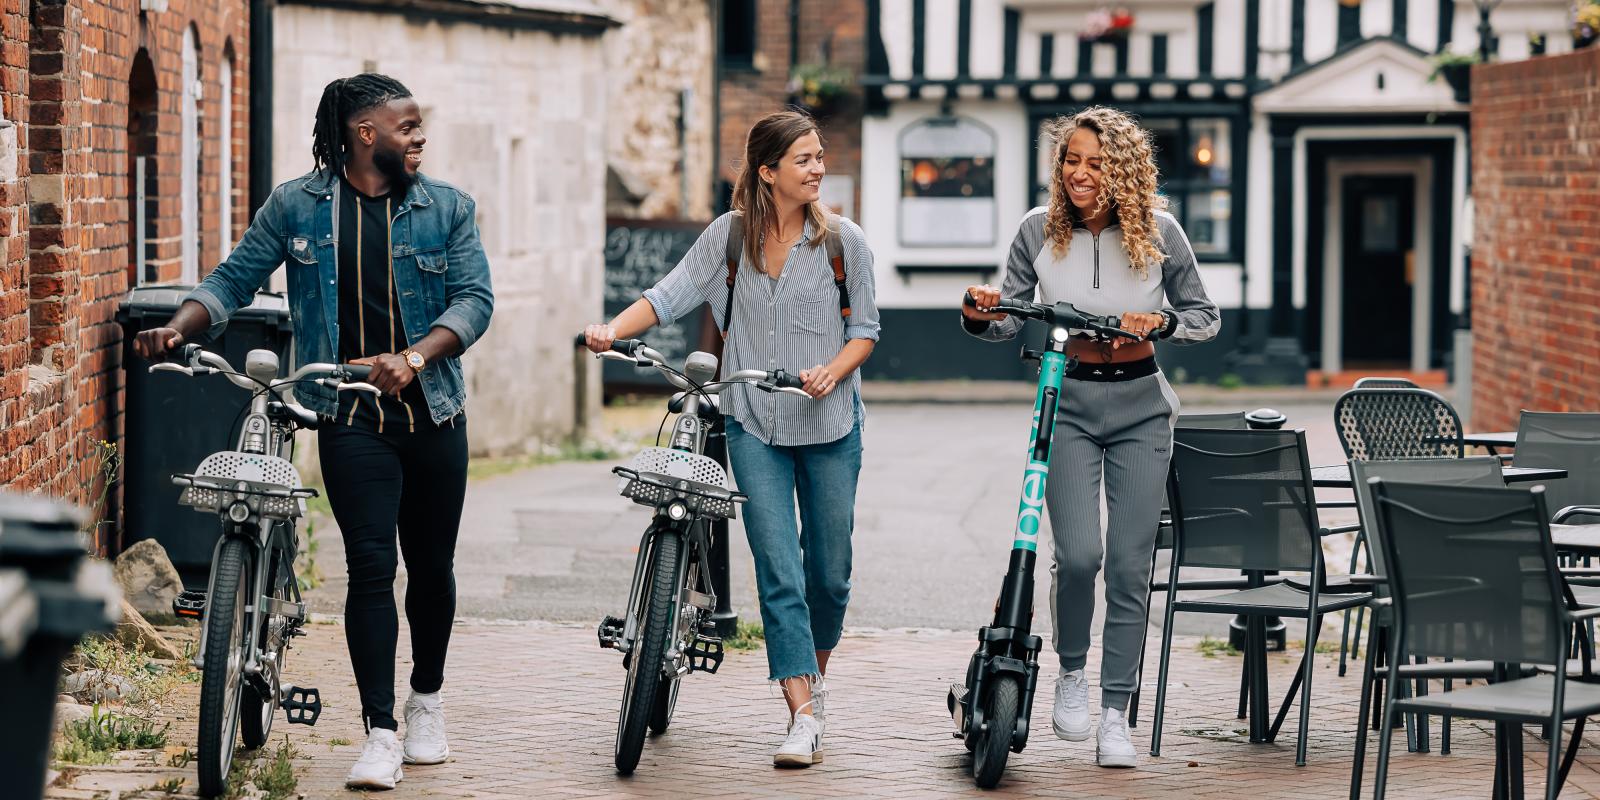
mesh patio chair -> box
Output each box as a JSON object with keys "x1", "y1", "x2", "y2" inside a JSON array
[
  {"x1": 1357, "y1": 481, "x2": 1600, "y2": 800},
  {"x1": 1129, "y1": 412, "x2": 1250, "y2": 727},
  {"x1": 1346, "y1": 457, "x2": 1506, "y2": 763},
  {"x1": 1149, "y1": 428, "x2": 1371, "y2": 766},
  {"x1": 1333, "y1": 388, "x2": 1466, "y2": 676},
  {"x1": 1353, "y1": 377, "x2": 1420, "y2": 390},
  {"x1": 1513, "y1": 412, "x2": 1600, "y2": 526}
]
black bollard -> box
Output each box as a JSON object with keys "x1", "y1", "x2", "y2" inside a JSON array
[{"x1": 703, "y1": 414, "x2": 740, "y2": 638}]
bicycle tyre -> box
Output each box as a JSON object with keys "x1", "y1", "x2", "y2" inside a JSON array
[
  {"x1": 973, "y1": 674, "x2": 1020, "y2": 789},
  {"x1": 197, "y1": 537, "x2": 252, "y2": 798},
  {"x1": 648, "y1": 674, "x2": 681, "y2": 735},
  {"x1": 240, "y1": 546, "x2": 286, "y2": 749},
  {"x1": 614, "y1": 531, "x2": 680, "y2": 774}
]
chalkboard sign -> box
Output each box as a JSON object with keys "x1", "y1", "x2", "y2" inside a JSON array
[{"x1": 602, "y1": 217, "x2": 715, "y2": 388}]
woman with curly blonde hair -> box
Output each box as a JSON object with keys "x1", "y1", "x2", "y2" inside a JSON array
[{"x1": 960, "y1": 105, "x2": 1218, "y2": 768}]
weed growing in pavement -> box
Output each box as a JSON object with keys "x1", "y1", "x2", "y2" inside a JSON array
[
  {"x1": 54, "y1": 706, "x2": 170, "y2": 764},
  {"x1": 167, "y1": 748, "x2": 195, "y2": 768},
  {"x1": 327, "y1": 737, "x2": 351, "y2": 747},
  {"x1": 145, "y1": 777, "x2": 185, "y2": 794},
  {"x1": 224, "y1": 737, "x2": 299, "y2": 800},
  {"x1": 1196, "y1": 636, "x2": 1241, "y2": 658},
  {"x1": 1291, "y1": 638, "x2": 1337, "y2": 654},
  {"x1": 723, "y1": 621, "x2": 765, "y2": 651},
  {"x1": 71, "y1": 636, "x2": 194, "y2": 709}
]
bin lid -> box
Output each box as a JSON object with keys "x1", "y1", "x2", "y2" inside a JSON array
[
  {"x1": 30, "y1": 559, "x2": 120, "y2": 640},
  {"x1": 117, "y1": 286, "x2": 290, "y2": 323},
  {"x1": 0, "y1": 492, "x2": 89, "y2": 569},
  {"x1": 0, "y1": 568, "x2": 38, "y2": 659}
]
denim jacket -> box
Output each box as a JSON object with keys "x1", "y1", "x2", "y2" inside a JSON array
[{"x1": 186, "y1": 170, "x2": 495, "y2": 424}]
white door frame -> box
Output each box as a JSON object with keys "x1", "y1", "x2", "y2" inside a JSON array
[{"x1": 1322, "y1": 158, "x2": 1432, "y2": 374}]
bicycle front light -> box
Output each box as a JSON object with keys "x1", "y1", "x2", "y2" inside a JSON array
[
  {"x1": 227, "y1": 501, "x2": 251, "y2": 523},
  {"x1": 666, "y1": 500, "x2": 689, "y2": 521}
]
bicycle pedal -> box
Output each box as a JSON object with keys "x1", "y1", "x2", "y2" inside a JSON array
[
  {"x1": 172, "y1": 589, "x2": 206, "y2": 619},
  {"x1": 598, "y1": 615, "x2": 626, "y2": 650},
  {"x1": 687, "y1": 633, "x2": 724, "y2": 674},
  {"x1": 281, "y1": 685, "x2": 321, "y2": 725}
]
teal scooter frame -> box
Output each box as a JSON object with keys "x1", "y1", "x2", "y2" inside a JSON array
[{"x1": 949, "y1": 293, "x2": 1139, "y2": 789}]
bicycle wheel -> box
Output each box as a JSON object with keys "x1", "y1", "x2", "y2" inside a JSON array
[
  {"x1": 240, "y1": 546, "x2": 287, "y2": 749},
  {"x1": 197, "y1": 537, "x2": 253, "y2": 797},
  {"x1": 614, "y1": 530, "x2": 681, "y2": 774},
  {"x1": 972, "y1": 674, "x2": 1020, "y2": 789},
  {"x1": 649, "y1": 556, "x2": 697, "y2": 736}
]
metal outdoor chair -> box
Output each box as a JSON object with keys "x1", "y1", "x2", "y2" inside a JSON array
[
  {"x1": 1356, "y1": 480, "x2": 1600, "y2": 800},
  {"x1": 1513, "y1": 412, "x2": 1600, "y2": 526},
  {"x1": 1346, "y1": 457, "x2": 1507, "y2": 765},
  {"x1": 1333, "y1": 387, "x2": 1466, "y2": 677},
  {"x1": 1129, "y1": 411, "x2": 1250, "y2": 728},
  {"x1": 1149, "y1": 428, "x2": 1371, "y2": 766}
]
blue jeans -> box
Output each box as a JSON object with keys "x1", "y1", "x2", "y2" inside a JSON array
[{"x1": 724, "y1": 416, "x2": 863, "y2": 681}]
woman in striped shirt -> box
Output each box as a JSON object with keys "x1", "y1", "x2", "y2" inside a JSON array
[{"x1": 584, "y1": 111, "x2": 880, "y2": 768}]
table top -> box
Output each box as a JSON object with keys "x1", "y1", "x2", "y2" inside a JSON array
[
  {"x1": 1463, "y1": 431, "x2": 1518, "y2": 448},
  {"x1": 1308, "y1": 463, "x2": 1565, "y2": 488},
  {"x1": 1551, "y1": 524, "x2": 1600, "y2": 555}
]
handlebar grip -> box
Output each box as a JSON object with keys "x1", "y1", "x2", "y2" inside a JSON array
[
  {"x1": 772, "y1": 370, "x2": 805, "y2": 390},
  {"x1": 962, "y1": 291, "x2": 977, "y2": 308},
  {"x1": 611, "y1": 339, "x2": 642, "y2": 356},
  {"x1": 341, "y1": 364, "x2": 373, "y2": 380},
  {"x1": 572, "y1": 333, "x2": 588, "y2": 348}
]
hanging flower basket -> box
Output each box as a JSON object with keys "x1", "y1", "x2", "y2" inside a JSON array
[
  {"x1": 1574, "y1": 3, "x2": 1600, "y2": 49},
  {"x1": 787, "y1": 64, "x2": 853, "y2": 119},
  {"x1": 1427, "y1": 53, "x2": 1478, "y2": 105},
  {"x1": 1080, "y1": 7, "x2": 1135, "y2": 44}
]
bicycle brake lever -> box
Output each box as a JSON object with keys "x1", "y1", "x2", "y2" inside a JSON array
[
  {"x1": 150, "y1": 363, "x2": 195, "y2": 376},
  {"x1": 339, "y1": 382, "x2": 382, "y2": 395}
]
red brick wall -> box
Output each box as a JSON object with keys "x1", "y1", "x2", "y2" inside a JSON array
[
  {"x1": 1470, "y1": 48, "x2": 1600, "y2": 433},
  {"x1": 0, "y1": 0, "x2": 248, "y2": 550},
  {"x1": 719, "y1": 0, "x2": 864, "y2": 217}
]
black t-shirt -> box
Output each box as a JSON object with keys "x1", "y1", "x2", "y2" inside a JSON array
[{"x1": 333, "y1": 177, "x2": 446, "y2": 433}]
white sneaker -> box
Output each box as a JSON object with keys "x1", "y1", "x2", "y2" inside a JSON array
[
  {"x1": 773, "y1": 713, "x2": 824, "y2": 768},
  {"x1": 346, "y1": 728, "x2": 405, "y2": 790},
  {"x1": 1051, "y1": 668, "x2": 1091, "y2": 741},
  {"x1": 403, "y1": 690, "x2": 450, "y2": 765},
  {"x1": 1096, "y1": 707, "x2": 1138, "y2": 768}
]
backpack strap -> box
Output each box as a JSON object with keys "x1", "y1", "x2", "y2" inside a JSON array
[
  {"x1": 823, "y1": 217, "x2": 851, "y2": 319},
  {"x1": 721, "y1": 212, "x2": 743, "y2": 340}
]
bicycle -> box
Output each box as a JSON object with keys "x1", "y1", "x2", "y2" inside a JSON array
[
  {"x1": 579, "y1": 336, "x2": 810, "y2": 775},
  {"x1": 149, "y1": 343, "x2": 378, "y2": 797},
  {"x1": 947, "y1": 295, "x2": 1138, "y2": 789}
]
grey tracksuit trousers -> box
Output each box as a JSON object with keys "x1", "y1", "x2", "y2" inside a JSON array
[{"x1": 1046, "y1": 369, "x2": 1181, "y2": 712}]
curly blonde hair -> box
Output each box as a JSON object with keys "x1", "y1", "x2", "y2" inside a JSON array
[{"x1": 1042, "y1": 107, "x2": 1167, "y2": 278}]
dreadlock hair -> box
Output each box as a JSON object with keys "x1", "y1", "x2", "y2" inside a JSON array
[{"x1": 311, "y1": 73, "x2": 413, "y2": 175}]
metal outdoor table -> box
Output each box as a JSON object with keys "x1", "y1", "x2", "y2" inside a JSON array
[
  {"x1": 1550, "y1": 524, "x2": 1600, "y2": 556},
  {"x1": 1306, "y1": 464, "x2": 1565, "y2": 488},
  {"x1": 1462, "y1": 431, "x2": 1518, "y2": 454}
]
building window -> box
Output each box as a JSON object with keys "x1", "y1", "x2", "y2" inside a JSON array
[
  {"x1": 899, "y1": 116, "x2": 997, "y2": 247},
  {"x1": 219, "y1": 49, "x2": 233, "y2": 259},
  {"x1": 1145, "y1": 117, "x2": 1233, "y2": 257},
  {"x1": 721, "y1": 0, "x2": 756, "y2": 69},
  {"x1": 181, "y1": 27, "x2": 199, "y2": 284}
]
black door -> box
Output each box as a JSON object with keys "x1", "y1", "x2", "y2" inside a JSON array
[{"x1": 1341, "y1": 175, "x2": 1415, "y2": 366}]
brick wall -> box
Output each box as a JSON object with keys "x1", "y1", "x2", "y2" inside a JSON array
[
  {"x1": 0, "y1": 0, "x2": 248, "y2": 551},
  {"x1": 718, "y1": 0, "x2": 863, "y2": 217},
  {"x1": 1470, "y1": 47, "x2": 1600, "y2": 432}
]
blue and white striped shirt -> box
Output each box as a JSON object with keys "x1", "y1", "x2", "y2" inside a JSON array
[{"x1": 644, "y1": 212, "x2": 880, "y2": 447}]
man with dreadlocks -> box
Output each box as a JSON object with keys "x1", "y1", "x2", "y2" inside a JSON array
[{"x1": 133, "y1": 73, "x2": 493, "y2": 790}]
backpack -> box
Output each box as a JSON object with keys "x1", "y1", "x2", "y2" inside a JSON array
[{"x1": 721, "y1": 211, "x2": 851, "y2": 340}]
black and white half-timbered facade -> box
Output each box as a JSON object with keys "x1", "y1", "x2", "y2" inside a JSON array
[{"x1": 857, "y1": 0, "x2": 1579, "y2": 383}]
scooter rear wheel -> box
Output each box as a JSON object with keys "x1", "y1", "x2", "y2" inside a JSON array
[{"x1": 973, "y1": 674, "x2": 1020, "y2": 789}]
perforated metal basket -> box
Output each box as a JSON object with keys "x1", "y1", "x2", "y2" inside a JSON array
[
  {"x1": 615, "y1": 447, "x2": 738, "y2": 519},
  {"x1": 177, "y1": 452, "x2": 305, "y2": 520}
]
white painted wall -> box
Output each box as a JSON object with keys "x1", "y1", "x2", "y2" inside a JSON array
[{"x1": 274, "y1": 5, "x2": 609, "y2": 457}]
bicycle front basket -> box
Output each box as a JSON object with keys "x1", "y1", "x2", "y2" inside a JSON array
[{"x1": 615, "y1": 447, "x2": 737, "y2": 518}]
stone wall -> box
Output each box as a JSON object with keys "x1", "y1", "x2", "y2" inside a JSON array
[{"x1": 272, "y1": 3, "x2": 614, "y2": 458}]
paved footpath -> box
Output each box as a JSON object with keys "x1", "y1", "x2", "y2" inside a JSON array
[{"x1": 214, "y1": 620, "x2": 1600, "y2": 799}]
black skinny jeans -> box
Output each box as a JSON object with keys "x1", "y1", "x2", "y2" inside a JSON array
[{"x1": 318, "y1": 419, "x2": 468, "y2": 731}]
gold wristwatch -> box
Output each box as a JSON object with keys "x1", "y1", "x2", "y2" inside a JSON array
[{"x1": 400, "y1": 348, "x2": 426, "y2": 373}]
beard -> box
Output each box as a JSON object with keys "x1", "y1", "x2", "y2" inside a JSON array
[{"x1": 371, "y1": 142, "x2": 415, "y2": 195}]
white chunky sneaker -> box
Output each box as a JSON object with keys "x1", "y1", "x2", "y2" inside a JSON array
[
  {"x1": 403, "y1": 690, "x2": 450, "y2": 765},
  {"x1": 1096, "y1": 706, "x2": 1138, "y2": 768},
  {"x1": 1051, "y1": 668, "x2": 1092, "y2": 741},
  {"x1": 346, "y1": 728, "x2": 405, "y2": 790},
  {"x1": 773, "y1": 713, "x2": 824, "y2": 768}
]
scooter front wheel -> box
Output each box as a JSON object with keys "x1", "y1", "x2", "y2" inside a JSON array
[{"x1": 973, "y1": 674, "x2": 1020, "y2": 789}]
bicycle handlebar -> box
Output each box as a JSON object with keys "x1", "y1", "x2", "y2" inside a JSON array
[
  {"x1": 962, "y1": 292, "x2": 1141, "y2": 340},
  {"x1": 148, "y1": 346, "x2": 381, "y2": 426},
  {"x1": 582, "y1": 336, "x2": 812, "y2": 398}
]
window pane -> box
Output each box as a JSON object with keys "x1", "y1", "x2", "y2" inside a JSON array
[
  {"x1": 1189, "y1": 117, "x2": 1231, "y2": 186},
  {"x1": 1184, "y1": 189, "x2": 1231, "y2": 255},
  {"x1": 722, "y1": 0, "x2": 755, "y2": 66},
  {"x1": 1145, "y1": 118, "x2": 1182, "y2": 184}
]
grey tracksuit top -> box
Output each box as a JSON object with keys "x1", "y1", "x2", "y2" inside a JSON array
[{"x1": 965, "y1": 207, "x2": 1220, "y2": 344}]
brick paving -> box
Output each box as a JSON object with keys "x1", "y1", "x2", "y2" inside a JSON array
[{"x1": 159, "y1": 619, "x2": 1600, "y2": 799}]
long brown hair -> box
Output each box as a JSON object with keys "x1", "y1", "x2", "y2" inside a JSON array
[
  {"x1": 1041, "y1": 106, "x2": 1167, "y2": 278},
  {"x1": 729, "y1": 111, "x2": 833, "y2": 271}
]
